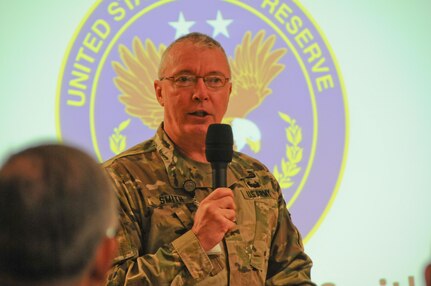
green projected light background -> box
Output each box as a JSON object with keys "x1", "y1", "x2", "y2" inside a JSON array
[{"x1": 1, "y1": 1, "x2": 430, "y2": 285}]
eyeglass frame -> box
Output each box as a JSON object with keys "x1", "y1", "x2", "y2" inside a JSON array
[{"x1": 159, "y1": 74, "x2": 231, "y2": 89}]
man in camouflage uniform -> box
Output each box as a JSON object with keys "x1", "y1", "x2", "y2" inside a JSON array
[{"x1": 104, "y1": 32, "x2": 315, "y2": 285}]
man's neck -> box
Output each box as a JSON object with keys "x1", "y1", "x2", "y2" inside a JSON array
[
  {"x1": 162, "y1": 124, "x2": 208, "y2": 162},
  {"x1": 174, "y1": 136, "x2": 207, "y2": 163}
]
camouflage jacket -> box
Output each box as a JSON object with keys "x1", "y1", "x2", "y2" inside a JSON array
[{"x1": 103, "y1": 125, "x2": 315, "y2": 286}]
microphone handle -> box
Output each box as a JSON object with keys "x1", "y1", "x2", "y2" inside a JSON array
[
  {"x1": 207, "y1": 162, "x2": 228, "y2": 256},
  {"x1": 211, "y1": 162, "x2": 228, "y2": 188}
]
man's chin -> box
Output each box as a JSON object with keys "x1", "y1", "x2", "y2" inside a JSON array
[
  {"x1": 183, "y1": 121, "x2": 216, "y2": 136},
  {"x1": 187, "y1": 123, "x2": 210, "y2": 135}
]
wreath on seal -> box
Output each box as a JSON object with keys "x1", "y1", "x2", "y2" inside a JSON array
[
  {"x1": 109, "y1": 119, "x2": 130, "y2": 155},
  {"x1": 272, "y1": 112, "x2": 303, "y2": 189}
]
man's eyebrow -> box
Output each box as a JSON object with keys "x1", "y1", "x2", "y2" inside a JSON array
[{"x1": 205, "y1": 71, "x2": 226, "y2": 76}]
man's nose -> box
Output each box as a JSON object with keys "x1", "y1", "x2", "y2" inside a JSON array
[{"x1": 192, "y1": 78, "x2": 209, "y2": 101}]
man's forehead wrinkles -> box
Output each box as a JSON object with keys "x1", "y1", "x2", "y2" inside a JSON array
[
  {"x1": 173, "y1": 69, "x2": 194, "y2": 75},
  {"x1": 173, "y1": 70, "x2": 227, "y2": 76}
]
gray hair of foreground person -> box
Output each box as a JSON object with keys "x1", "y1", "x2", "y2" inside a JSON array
[{"x1": 0, "y1": 144, "x2": 118, "y2": 286}]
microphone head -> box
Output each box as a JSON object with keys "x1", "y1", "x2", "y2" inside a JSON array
[{"x1": 205, "y1": 124, "x2": 233, "y2": 163}]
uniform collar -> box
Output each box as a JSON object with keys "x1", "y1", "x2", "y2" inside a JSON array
[
  {"x1": 154, "y1": 123, "x2": 211, "y2": 191},
  {"x1": 154, "y1": 123, "x2": 238, "y2": 191}
]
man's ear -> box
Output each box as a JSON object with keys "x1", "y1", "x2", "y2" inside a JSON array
[
  {"x1": 89, "y1": 237, "x2": 118, "y2": 284},
  {"x1": 154, "y1": 80, "x2": 164, "y2": 107},
  {"x1": 426, "y1": 264, "x2": 431, "y2": 286}
]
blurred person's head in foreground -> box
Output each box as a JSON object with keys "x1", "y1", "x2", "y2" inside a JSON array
[{"x1": 0, "y1": 144, "x2": 118, "y2": 286}]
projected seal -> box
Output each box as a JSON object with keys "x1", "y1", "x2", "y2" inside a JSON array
[{"x1": 56, "y1": 0, "x2": 348, "y2": 242}]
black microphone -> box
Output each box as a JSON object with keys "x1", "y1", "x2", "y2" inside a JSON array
[
  {"x1": 205, "y1": 124, "x2": 233, "y2": 188},
  {"x1": 205, "y1": 124, "x2": 234, "y2": 255}
]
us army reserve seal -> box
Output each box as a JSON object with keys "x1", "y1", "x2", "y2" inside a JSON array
[{"x1": 57, "y1": 0, "x2": 348, "y2": 242}]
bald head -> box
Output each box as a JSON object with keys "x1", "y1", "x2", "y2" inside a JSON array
[{"x1": 158, "y1": 32, "x2": 230, "y2": 78}]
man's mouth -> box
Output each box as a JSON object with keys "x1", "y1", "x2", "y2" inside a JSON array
[{"x1": 189, "y1": 110, "x2": 209, "y2": 117}]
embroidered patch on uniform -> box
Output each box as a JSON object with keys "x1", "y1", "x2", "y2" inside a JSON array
[
  {"x1": 159, "y1": 195, "x2": 188, "y2": 205},
  {"x1": 245, "y1": 170, "x2": 256, "y2": 178},
  {"x1": 240, "y1": 189, "x2": 272, "y2": 200},
  {"x1": 245, "y1": 179, "x2": 261, "y2": 188},
  {"x1": 183, "y1": 179, "x2": 196, "y2": 192}
]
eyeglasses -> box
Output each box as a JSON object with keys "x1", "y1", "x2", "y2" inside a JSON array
[{"x1": 160, "y1": 74, "x2": 230, "y2": 89}]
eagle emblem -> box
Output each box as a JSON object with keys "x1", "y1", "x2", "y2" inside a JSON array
[{"x1": 112, "y1": 30, "x2": 287, "y2": 154}]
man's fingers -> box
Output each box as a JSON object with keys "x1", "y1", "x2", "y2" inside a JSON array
[
  {"x1": 200, "y1": 200, "x2": 235, "y2": 219},
  {"x1": 215, "y1": 195, "x2": 235, "y2": 210},
  {"x1": 200, "y1": 188, "x2": 235, "y2": 210},
  {"x1": 225, "y1": 219, "x2": 237, "y2": 232},
  {"x1": 218, "y1": 209, "x2": 236, "y2": 222},
  {"x1": 214, "y1": 213, "x2": 237, "y2": 233},
  {"x1": 204, "y1": 187, "x2": 233, "y2": 201}
]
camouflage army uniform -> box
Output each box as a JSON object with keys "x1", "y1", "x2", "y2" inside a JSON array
[{"x1": 103, "y1": 125, "x2": 315, "y2": 286}]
